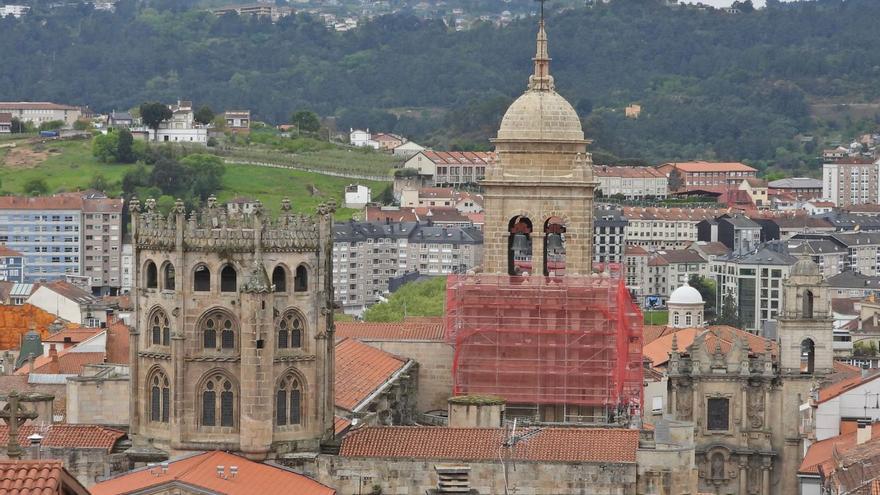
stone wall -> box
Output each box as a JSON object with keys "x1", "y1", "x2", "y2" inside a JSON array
[
  {"x1": 355, "y1": 340, "x2": 453, "y2": 413},
  {"x1": 313, "y1": 456, "x2": 637, "y2": 495},
  {"x1": 66, "y1": 371, "x2": 130, "y2": 426}
]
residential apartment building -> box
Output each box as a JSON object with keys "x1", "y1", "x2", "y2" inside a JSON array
[
  {"x1": 791, "y1": 232, "x2": 880, "y2": 277},
  {"x1": 593, "y1": 207, "x2": 628, "y2": 264},
  {"x1": 403, "y1": 151, "x2": 493, "y2": 187},
  {"x1": 81, "y1": 194, "x2": 124, "y2": 294},
  {"x1": 712, "y1": 246, "x2": 797, "y2": 332},
  {"x1": 697, "y1": 214, "x2": 762, "y2": 255},
  {"x1": 643, "y1": 249, "x2": 708, "y2": 306},
  {"x1": 768, "y1": 177, "x2": 823, "y2": 201},
  {"x1": 623, "y1": 207, "x2": 726, "y2": 251},
  {"x1": 223, "y1": 110, "x2": 250, "y2": 133},
  {"x1": 0, "y1": 113, "x2": 11, "y2": 133},
  {"x1": 624, "y1": 245, "x2": 649, "y2": 300},
  {"x1": 0, "y1": 102, "x2": 82, "y2": 127},
  {"x1": 332, "y1": 221, "x2": 483, "y2": 314},
  {"x1": 823, "y1": 159, "x2": 880, "y2": 207},
  {"x1": 0, "y1": 245, "x2": 24, "y2": 283},
  {"x1": 120, "y1": 242, "x2": 133, "y2": 294},
  {"x1": 592, "y1": 165, "x2": 668, "y2": 199},
  {"x1": 656, "y1": 161, "x2": 758, "y2": 192},
  {"x1": 0, "y1": 193, "x2": 123, "y2": 294}
]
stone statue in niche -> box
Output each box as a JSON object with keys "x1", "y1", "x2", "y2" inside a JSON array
[
  {"x1": 711, "y1": 453, "x2": 725, "y2": 480},
  {"x1": 748, "y1": 388, "x2": 765, "y2": 429},
  {"x1": 676, "y1": 384, "x2": 693, "y2": 421}
]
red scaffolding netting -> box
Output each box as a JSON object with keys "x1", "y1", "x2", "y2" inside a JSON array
[{"x1": 445, "y1": 265, "x2": 643, "y2": 419}]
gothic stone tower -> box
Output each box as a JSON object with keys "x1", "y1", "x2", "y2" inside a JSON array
[
  {"x1": 777, "y1": 259, "x2": 832, "y2": 495},
  {"x1": 481, "y1": 19, "x2": 597, "y2": 276},
  {"x1": 128, "y1": 196, "x2": 335, "y2": 461}
]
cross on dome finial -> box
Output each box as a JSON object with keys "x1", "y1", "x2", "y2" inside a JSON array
[{"x1": 528, "y1": 3, "x2": 554, "y2": 92}]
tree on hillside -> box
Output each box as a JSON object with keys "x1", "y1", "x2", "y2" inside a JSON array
[
  {"x1": 140, "y1": 102, "x2": 172, "y2": 141},
  {"x1": 117, "y1": 128, "x2": 135, "y2": 163},
  {"x1": 194, "y1": 105, "x2": 215, "y2": 126},
  {"x1": 291, "y1": 110, "x2": 320, "y2": 134},
  {"x1": 23, "y1": 178, "x2": 49, "y2": 196}
]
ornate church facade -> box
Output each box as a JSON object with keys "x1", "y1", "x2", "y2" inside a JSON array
[
  {"x1": 127, "y1": 196, "x2": 336, "y2": 461},
  {"x1": 667, "y1": 259, "x2": 832, "y2": 494}
]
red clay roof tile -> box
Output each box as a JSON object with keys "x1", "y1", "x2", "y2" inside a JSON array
[
  {"x1": 335, "y1": 318, "x2": 445, "y2": 342},
  {"x1": 335, "y1": 339, "x2": 408, "y2": 412},
  {"x1": 340, "y1": 426, "x2": 638, "y2": 463},
  {"x1": 91, "y1": 451, "x2": 335, "y2": 495},
  {"x1": 0, "y1": 424, "x2": 124, "y2": 452}
]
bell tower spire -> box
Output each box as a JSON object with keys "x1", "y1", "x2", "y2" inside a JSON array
[{"x1": 529, "y1": 1, "x2": 554, "y2": 91}]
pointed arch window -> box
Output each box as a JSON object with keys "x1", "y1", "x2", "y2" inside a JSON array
[
  {"x1": 150, "y1": 309, "x2": 170, "y2": 346},
  {"x1": 276, "y1": 373, "x2": 303, "y2": 426},
  {"x1": 277, "y1": 310, "x2": 304, "y2": 349},
  {"x1": 272, "y1": 266, "x2": 287, "y2": 293},
  {"x1": 201, "y1": 374, "x2": 236, "y2": 428},
  {"x1": 149, "y1": 369, "x2": 170, "y2": 423}
]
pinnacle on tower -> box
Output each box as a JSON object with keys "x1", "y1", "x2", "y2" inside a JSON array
[{"x1": 528, "y1": 14, "x2": 555, "y2": 91}]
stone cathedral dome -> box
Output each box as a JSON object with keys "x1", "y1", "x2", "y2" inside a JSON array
[{"x1": 495, "y1": 20, "x2": 585, "y2": 143}]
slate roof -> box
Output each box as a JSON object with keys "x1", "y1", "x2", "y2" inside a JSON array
[
  {"x1": 91, "y1": 451, "x2": 336, "y2": 495},
  {"x1": 768, "y1": 177, "x2": 823, "y2": 189},
  {"x1": 335, "y1": 339, "x2": 408, "y2": 412},
  {"x1": 0, "y1": 460, "x2": 89, "y2": 495},
  {"x1": 826, "y1": 271, "x2": 880, "y2": 290},
  {"x1": 719, "y1": 245, "x2": 798, "y2": 266},
  {"x1": 340, "y1": 426, "x2": 638, "y2": 464},
  {"x1": 335, "y1": 318, "x2": 446, "y2": 342}
]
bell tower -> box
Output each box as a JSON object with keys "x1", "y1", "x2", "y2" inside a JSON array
[
  {"x1": 481, "y1": 16, "x2": 597, "y2": 276},
  {"x1": 778, "y1": 259, "x2": 833, "y2": 376}
]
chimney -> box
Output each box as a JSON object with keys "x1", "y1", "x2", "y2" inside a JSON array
[
  {"x1": 862, "y1": 365, "x2": 871, "y2": 378},
  {"x1": 49, "y1": 344, "x2": 58, "y2": 363},
  {"x1": 858, "y1": 419, "x2": 872, "y2": 445}
]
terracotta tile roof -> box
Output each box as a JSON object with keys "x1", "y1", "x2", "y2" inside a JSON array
[
  {"x1": 829, "y1": 361, "x2": 863, "y2": 384},
  {"x1": 15, "y1": 344, "x2": 105, "y2": 376},
  {"x1": 0, "y1": 245, "x2": 23, "y2": 258},
  {"x1": 622, "y1": 206, "x2": 729, "y2": 222},
  {"x1": 653, "y1": 249, "x2": 707, "y2": 264},
  {"x1": 81, "y1": 197, "x2": 122, "y2": 213},
  {"x1": 421, "y1": 151, "x2": 494, "y2": 166},
  {"x1": 798, "y1": 429, "x2": 874, "y2": 474},
  {"x1": 688, "y1": 241, "x2": 731, "y2": 256},
  {"x1": 832, "y1": 298, "x2": 861, "y2": 315},
  {"x1": 340, "y1": 426, "x2": 638, "y2": 463},
  {"x1": 335, "y1": 318, "x2": 445, "y2": 342},
  {"x1": 43, "y1": 327, "x2": 102, "y2": 345},
  {"x1": 0, "y1": 304, "x2": 76, "y2": 351},
  {"x1": 624, "y1": 245, "x2": 649, "y2": 256},
  {"x1": 91, "y1": 451, "x2": 335, "y2": 495},
  {"x1": 743, "y1": 178, "x2": 768, "y2": 188},
  {"x1": 818, "y1": 369, "x2": 880, "y2": 403},
  {"x1": 660, "y1": 161, "x2": 757, "y2": 173},
  {"x1": 0, "y1": 424, "x2": 124, "y2": 452},
  {"x1": 643, "y1": 326, "x2": 776, "y2": 369},
  {"x1": 808, "y1": 200, "x2": 835, "y2": 208},
  {"x1": 0, "y1": 460, "x2": 89, "y2": 495},
  {"x1": 364, "y1": 206, "x2": 419, "y2": 223},
  {"x1": 592, "y1": 165, "x2": 665, "y2": 178},
  {"x1": 335, "y1": 339, "x2": 408, "y2": 412},
  {"x1": 416, "y1": 207, "x2": 470, "y2": 223},
  {"x1": 642, "y1": 325, "x2": 678, "y2": 344},
  {"x1": 0, "y1": 196, "x2": 83, "y2": 211},
  {"x1": 334, "y1": 416, "x2": 352, "y2": 435},
  {"x1": 104, "y1": 319, "x2": 130, "y2": 365},
  {"x1": 0, "y1": 102, "x2": 80, "y2": 111}
]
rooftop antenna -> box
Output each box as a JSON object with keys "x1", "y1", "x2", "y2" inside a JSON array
[{"x1": 499, "y1": 418, "x2": 543, "y2": 495}]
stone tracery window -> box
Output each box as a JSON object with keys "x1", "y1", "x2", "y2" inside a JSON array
[
  {"x1": 200, "y1": 310, "x2": 237, "y2": 351},
  {"x1": 150, "y1": 309, "x2": 170, "y2": 346},
  {"x1": 149, "y1": 368, "x2": 170, "y2": 423},
  {"x1": 276, "y1": 372, "x2": 303, "y2": 426},
  {"x1": 201, "y1": 373, "x2": 235, "y2": 428},
  {"x1": 277, "y1": 310, "x2": 304, "y2": 350}
]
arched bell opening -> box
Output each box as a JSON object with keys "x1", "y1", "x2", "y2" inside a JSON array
[
  {"x1": 543, "y1": 217, "x2": 566, "y2": 276},
  {"x1": 508, "y1": 216, "x2": 533, "y2": 276}
]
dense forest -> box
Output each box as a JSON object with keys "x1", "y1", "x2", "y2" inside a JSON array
[{"x1": 2, "y1": 0, "x2": 880, "y2": 171}]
